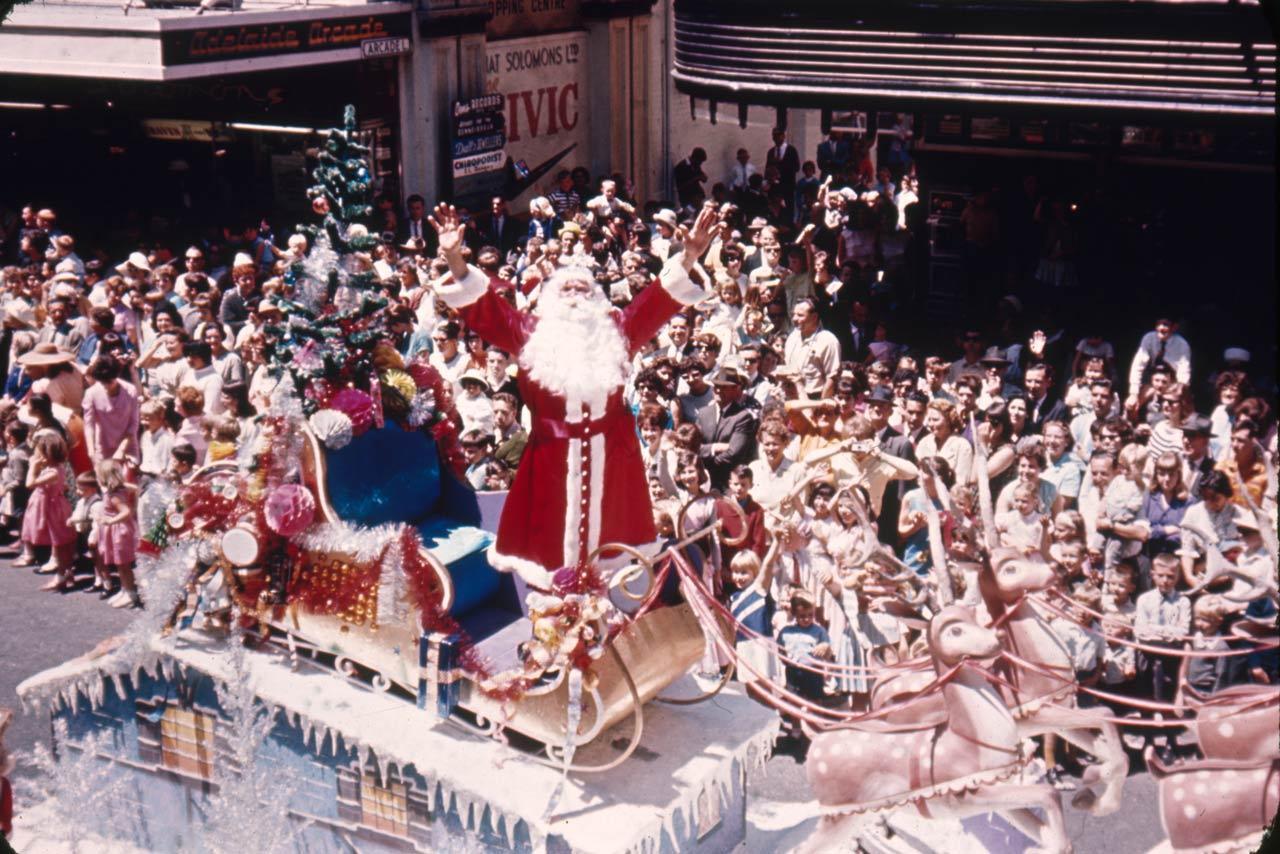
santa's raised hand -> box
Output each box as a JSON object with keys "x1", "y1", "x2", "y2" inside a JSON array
[
  {"x1": 680, "y1": 202, "x2": 721, "y2": 271},
  {"x1": 429, "y1": 203, "x2": 469, "y2": 280}
]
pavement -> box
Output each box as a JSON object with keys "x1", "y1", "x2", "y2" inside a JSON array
[{"x1": 1, "y1": 542, "x2": 1170, "y2": 852}]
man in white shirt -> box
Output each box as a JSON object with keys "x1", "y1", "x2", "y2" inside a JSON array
[
  {"x1": 727, "y1": 149, "x2": 759, "y2": 194},
  {"x1": 1070, "y1": 379, "x2": 1116, "y2": 458},
  {"x1": 946, "y1": 328, "x2": 986, "y2": 386},
  {"x1": 1127, "y1": 318, "x2": 1191, "y2": 404},
  {"x1": 181, "y1": 341, "x2": 224, "y2": 416},
  {"x1": 783, "y1": 299, "x2": 840, "y2": 400}
]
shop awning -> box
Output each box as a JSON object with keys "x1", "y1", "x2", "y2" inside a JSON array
[
  {"x1": 0, "y1": 0, "x2": 414, "y2": 81},
  {"x1": 672, "y1": 0, "x2": 1276, "y2": 124}
]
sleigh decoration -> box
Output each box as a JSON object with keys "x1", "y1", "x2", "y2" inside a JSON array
[{"x1": 161, "y1": 408, "x2": 710, "y2": 761}]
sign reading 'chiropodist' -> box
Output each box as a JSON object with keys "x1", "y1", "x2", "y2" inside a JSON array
[{"x1": 163, "y1": 14, "x2": 411, "y2": 66}]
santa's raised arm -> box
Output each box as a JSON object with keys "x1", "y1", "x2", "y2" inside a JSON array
[{"x1": 430, "y1": 203, "x2": 720, "y2": 590}]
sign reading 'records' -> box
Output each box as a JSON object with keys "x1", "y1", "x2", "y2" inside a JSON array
[{"x1": 164, "y1": 14, "x2": 412, "y2": 66}]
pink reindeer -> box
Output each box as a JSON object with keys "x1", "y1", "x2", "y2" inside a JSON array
[
  {"x1": 1148, "y1": 748, "x2": 1278, "y2": 854},
  {"x1": 799, "y1": 606, "x2": 1072, "y2": 854},
  {"x1": 870, "y1": 550, "x2": 1129, "y2": 815}
]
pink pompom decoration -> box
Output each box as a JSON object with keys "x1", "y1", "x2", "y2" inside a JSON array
[
  {"x1": 328, "y1": 388, "x2": 376, "y2": 436},
  {"x1": 264, "y1": 483, "x2": 316, "y2": 538},
  {"x1": 407, "y1": 360, "x2": 444, "y2": 392}
]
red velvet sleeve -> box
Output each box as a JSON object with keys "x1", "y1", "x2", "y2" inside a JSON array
[
  {"x1": 458, "y1": 290, "x2": 531, "y2": 356},
  {"x1": 621, "y1": 279, "x2": 684, "y2": 355}
]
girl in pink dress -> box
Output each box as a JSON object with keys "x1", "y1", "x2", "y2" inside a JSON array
[
  {"x1": 22, "y1": 431, "x2": 76, "y2": 592},
  {"x1": 95, "y1": 460, "x2": 141, "y2": 609}
]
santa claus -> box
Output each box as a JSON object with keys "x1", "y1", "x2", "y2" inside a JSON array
[{"x1": 431, "y1": 203, "x2": 719, "y2": 590}]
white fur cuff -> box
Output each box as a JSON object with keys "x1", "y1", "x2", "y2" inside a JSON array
[
  {"x1": 659, "y1": 254, "x2": 708, "y2": 306},
  {"x1": 436, "y1": 265, "x2": 489, "y2": 309}
]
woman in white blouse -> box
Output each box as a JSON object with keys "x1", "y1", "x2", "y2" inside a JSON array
[{"x1": 915, "y1": 399, "x2": 973, "y2": 485}]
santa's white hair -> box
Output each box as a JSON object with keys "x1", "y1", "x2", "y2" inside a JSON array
[{"x1": 521, "y1": 268, "x2": 629, "y2": 418}]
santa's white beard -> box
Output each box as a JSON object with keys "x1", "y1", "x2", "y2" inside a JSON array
[{"x1": 521, "y1": 281, "x2": 629, "y2": 419}]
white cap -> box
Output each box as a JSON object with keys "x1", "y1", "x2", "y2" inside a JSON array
[{"x1": 1223, "y1": 347, "x2": 1250, "y2": 363}]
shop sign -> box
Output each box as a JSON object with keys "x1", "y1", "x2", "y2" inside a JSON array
[
  {"x1": 142, "y1": 118, "x2": 222, "y2": 142},
  {"x1": 487, "y1": 0, "x2": 581, "y2": 40},
  {"x1": 360, "y1": 36, "x2": 412, "y2": 59},
  {"x1": 163, "y1": 14, "x2": 411, "y2": 66},
  {"x1": 453, "y1": 149, "x2": 506, "y2": 179},
  {"x1": 484, "y1": 31, "x2": 587, "y2": 207},
  {"x1": 452, "y1": 134, "x2": 507, "y2": 159}
]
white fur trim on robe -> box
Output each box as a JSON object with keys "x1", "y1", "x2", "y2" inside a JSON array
[
  {"x1": 659, "y1": 253, "x2": 710, "y2": 306},
  {"x1": 436, "y1": 264, "x2": 489, "y2": 309}
]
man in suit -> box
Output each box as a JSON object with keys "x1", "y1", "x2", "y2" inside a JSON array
[
  {"x1": 766, "y1": 128, "x2": 801, "y2": 198},
  {"x1": 816, "y1": 132, "x2": 851, "y2": 179},
  {"x1": 697, "y1": 367, "x2": 759, "y2": 491},
  {"x1": 482, "y1": 197, "x2": 520, "y2": 256},
  {"x1": 1023, "y1": 362, "x2": 1068, "y2": 434},
  {"x1": 400, "y1": 194, "x2": 431, "y2": 247}
]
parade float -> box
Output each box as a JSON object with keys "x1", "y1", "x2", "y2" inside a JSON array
[{"x1": 11, "y1": 109, "x2": 1280, "y2": 854}]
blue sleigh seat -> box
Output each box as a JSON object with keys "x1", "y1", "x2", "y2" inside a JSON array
[{"x1": 307, "y1": 421, "x2": 518, "y2": 627}]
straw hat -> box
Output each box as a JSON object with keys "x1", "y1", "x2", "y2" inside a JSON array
[
  {"x1": 459, "y1": 369, "x2": 491, "y2": 392},
  {"x1": 653, "y1": 209, "x2": 678, "y2": 230},
  {"x1": 17, "y1": 342, "x2": 75, "y2": 367}
]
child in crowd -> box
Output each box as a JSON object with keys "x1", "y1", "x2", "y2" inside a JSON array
[
  {"x1": 995, "y1": 481, "x2": 1048, "y2": 557},
  {"x1": 1096, "y1": 444, "x2": 1146, "y2": 571},
  {"x1": 96, "y1": 459, "x2": 141, "y2": 609},
  {"x1": 727, "y1": 545, "x2": 778, "y2": 689},
  {"x1": 1049, "y1": 583, "x2": 1105, "y2": 687},
  {"x1": 1100, "y1": 564, "x2": 1138, "y2": 690},
  {"x1": 205, "y1": 416, "x2": 240, "y2": 464},
  {"x1": 22, "y1": 431, "x2": 76, "y2": 589},
  {"x1": 776, "y1": 588, "x2": 833, "y2": 703},
  {"x1": 68, "y1": 471, "x2": 105, "y2": 594},
  {"x1": 168, "y1": 442, "x2": 198, "y2": 484},
  {"x1": 1134, "y1": 554, "x2": 1189, "y2": 760},
  {"x1": 138, "y1": 399, "x2": 175, "y2": 485},
  {"x1": 174, "y1": 386, "x2": 207, "y2": 465},
  {"x1": 1186, "y1": 595, "x2": 1245, "y2": 695},
  {"x1": 0, "y1": 422, "x2": 31, "y2": 553}
]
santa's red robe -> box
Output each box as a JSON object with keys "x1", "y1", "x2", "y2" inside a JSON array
[{"x1": 441, "y1": 260, "x2": 705, "y2": 588}]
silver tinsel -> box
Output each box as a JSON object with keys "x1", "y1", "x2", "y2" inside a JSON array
[
  {"x1": 406, "y1": 388, "x2": 438, "y2": 428},
  {"x1": 194, "y1": 637, "x2": 309, "y2": 853},
  {"x1": 19, "y1": 719, "x2": 135, "y2": 852},
  {"x1": 296, "y1": 232, "x2": 343, "y2": 312}
]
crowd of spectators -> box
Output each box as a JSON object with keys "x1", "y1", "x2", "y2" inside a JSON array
[{"x1": 0, "y1": 126, "x2": 1274, "y2": 773}]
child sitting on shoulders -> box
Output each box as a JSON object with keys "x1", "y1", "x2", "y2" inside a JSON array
[
  {"x1": 995, "y1": 481, "x2": 1049, "y2": 558},
  {"x1": 1095, "y1": 444, "x2": 1146, "y2": 571},
  {"x1": 204, "y1": 416, "x2": 241, "y2": 464}
]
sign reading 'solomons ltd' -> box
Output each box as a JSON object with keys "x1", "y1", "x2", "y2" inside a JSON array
[{"x1": 163, "y1": 14, "x2": 412, "y2": 66}]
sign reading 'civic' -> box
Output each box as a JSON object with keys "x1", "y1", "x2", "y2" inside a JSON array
[{"x1": 163, "y1": 14, "x2": 411, "y2": 66}]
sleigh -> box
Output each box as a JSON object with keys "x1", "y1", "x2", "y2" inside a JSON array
[{"x1": 223, "y1": 421, "x2": 705, "y2": 756}]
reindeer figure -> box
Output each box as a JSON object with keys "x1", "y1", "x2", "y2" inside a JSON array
[
  {"x1": 870, "y1": 550, "x2": 1129, "y2": 815},
  {"x1": 799, "y1": 606, "x2": 1072, "y2": 854},
  {"x1": 1148, "y1": 748, "x2": 1278, "y2": 854}
]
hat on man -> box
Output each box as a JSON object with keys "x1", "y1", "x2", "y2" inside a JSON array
[
  {"x1": 711, "y1": 367, "x2": 746, "y2": 387},
  {"x1": 865, "y1": 386, "x2": 894, "y2": 406},
  {"x1": 85, "y1": 259, "x2": 103, "y2": 275},
  {"x1": 1223, "y1": 347, "x2": 1250, "y2": 364},
  {"x1": 115, "y1": 251, "x2": 151, "y2": 275},
  {"x1": 1232, "y1": 507, "x2": 1261, "y2": 532},
  {"x1": 50, "y1": 272, "x2": 80, "y2": 286},
  {"x1": 747, "y1": 217, "x2": 769, "y2": 231},
  {"x1": 51, "y1": 283, "x2": 79, "y2": 301},
  {"x1": 459, "y1": 369, "x2": 491, "y2": 392},
  {"x1": 17, "y1": 343, "x2": 75, "y2": 367},
  {"x1": 1181, "y1": 414, "x2": 1213, "y2": 437},
  {"x1": 653, "y1": 209, "x2": 678, "y2": 230},
  {"x1": 979, "y1": 346, "x2": 1011, "y2": 367},
  {"x1": 400, "y1": 236, "x2": 427, "y2": 254},
  {"x1": 256, "y1": 299, "x2": 283, "y2": 317}
]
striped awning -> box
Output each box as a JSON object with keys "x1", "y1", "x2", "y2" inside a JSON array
[{"x1": 672, "y1": 0, "x2": 1276, "y2": 122}]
